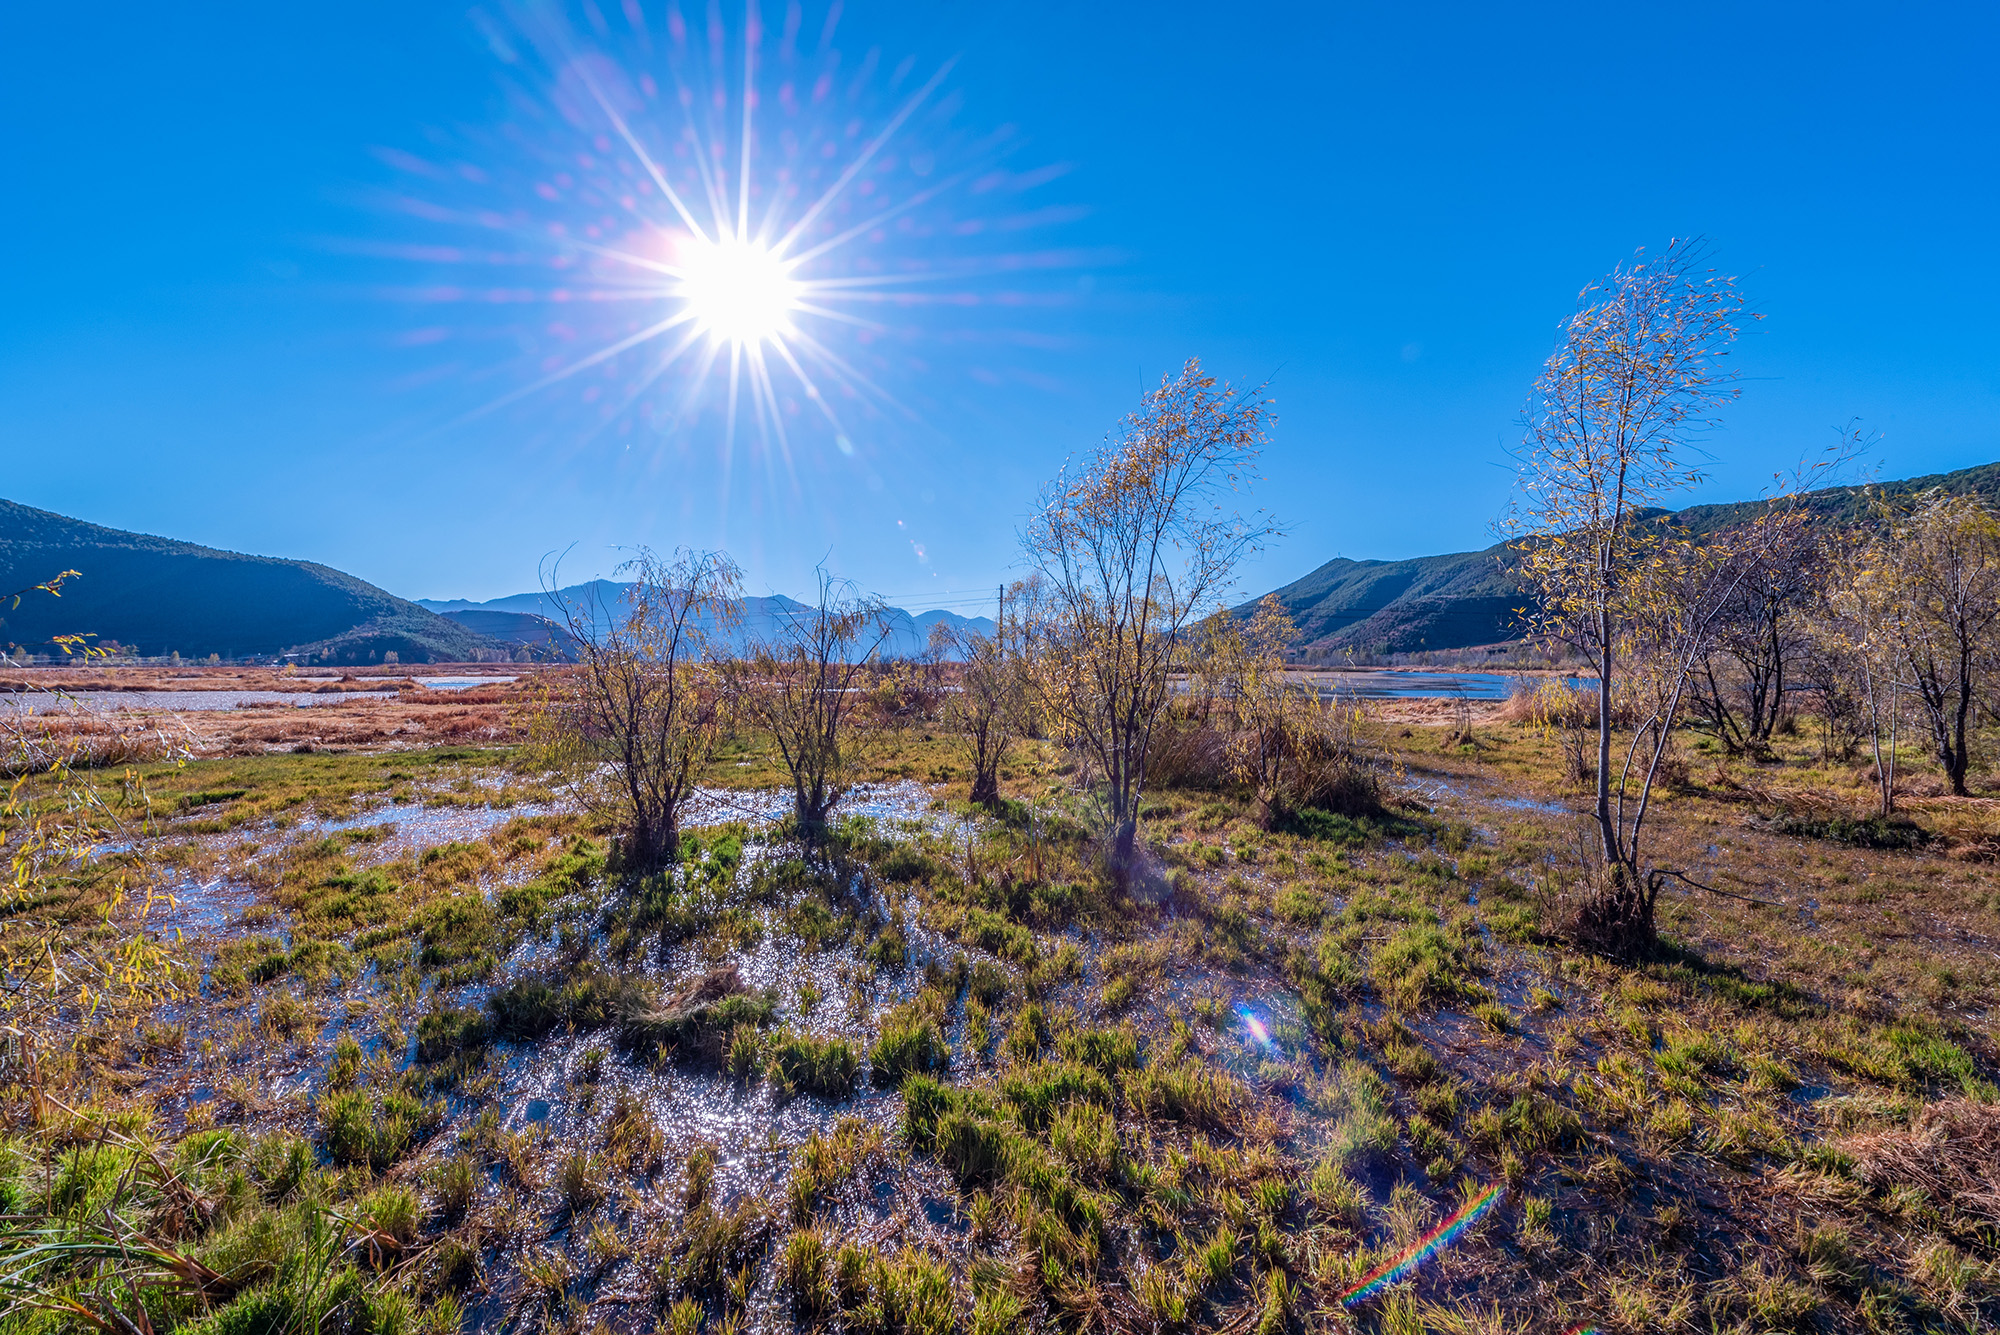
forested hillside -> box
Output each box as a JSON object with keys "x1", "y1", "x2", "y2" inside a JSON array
[
  {"x1": 1252, "y1": 460, "x2": 2000, "y2": 656},
  {"x1": 0, "y1": 499, "x2": 498, "y2": 663}
]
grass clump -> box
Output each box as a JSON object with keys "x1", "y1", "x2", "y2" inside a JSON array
[
  {"x1": 871, "y1": 998, "x2": 951, "y2": 1087},
  {"x1": 1125, "y1": 1060, "x2": 1246, "y2": 1133},
  {"x1": 1274, "y1": 883, "x2": 1326, "y2": 925},
  {"x1": 615, "y1": 966, "x2": 776, "y2": 1061},
  {"x1": 1291, "y1": 935, "x2": 1362, "y2": 1039},
  {"x1": 1369, "y1": 921, "x2": 1485, "y2": 1010},
  {"x1": 783, "y1": 1227, "x2": 834, "y2": 1320},
  {"x1": 315, "y1": 1036, "x2": 439, "y2": 1172},
  {"x1": 489, "y1": 965, "x2": 651, "y2": 1039},
  {"x1": 1056, "y1": 1023, "x2": 1140, "y2": 1076},
  {"x1": 998, "y1": 1060, "x2": 1113, "y2": 1131},
  {"x1": 769, "y1": 1030, "x2": 861, "y2": 1098},
  {"x1": 1770, "y1": 812, "x2": 1929, "y2": 849},
  {"x1": 414, "y1": 1004, "x2": 490, "y2": 1062}
]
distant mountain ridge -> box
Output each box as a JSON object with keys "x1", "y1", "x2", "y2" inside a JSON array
[
  {"x1": 0, "y1": 495, "x2": 994, "y2": 667},
  {"x1": 420, "y1": 586, "x2": 996, "y2": 659},
  {"x1": 0, "y1": 498, "x2": 497, "y2": 664},
  {"x1": 436, "y1": 609, "x2": 581, "y2": 659},
  {"x1": 1250, "y1": 459, "x2": 2000, "y2": 657},
  {"x1": 13, "y1": 457, "x2": 1988, "y2": 668}
]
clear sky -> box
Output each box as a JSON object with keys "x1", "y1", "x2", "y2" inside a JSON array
[{"x1": 4, "y1": 2, "x2": 1995, "y2": 613}]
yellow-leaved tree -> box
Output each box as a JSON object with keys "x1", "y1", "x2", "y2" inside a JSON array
[
  {"x1": 1848, "y1": 490, "x2": 2000, "y2": 798},
  {"x1": 1504, "y1": 238, "x2": 1756, "y2": 955},
  {"x1": 1023, "y1": 358, "x2": 1274, "y2": 887},
  {"x1": 1, "y1": 573, "x2": 187, "y2": 1119}
]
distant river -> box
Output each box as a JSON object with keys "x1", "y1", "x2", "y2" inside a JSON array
[
  {"x1": 0, "y1": 690, "x2": 398, "y2": 714},
  {"x1": 1303, "y1": 671, "x2": 1586, "y2": 701}
]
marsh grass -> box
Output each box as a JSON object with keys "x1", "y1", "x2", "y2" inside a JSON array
[
  {"x1": 871, "y1": 996, "x2": 951, "y2": 1087},
  {"x1": 767, "y1": 1030, "x2": 860, "y2": 1097},
  {"x1": 3, "y1": 711, "x2": 1996, "y2": 1332}
]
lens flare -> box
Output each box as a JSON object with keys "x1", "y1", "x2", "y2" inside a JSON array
[
  {"x1": 1239, "y1": 1007, "x2": 1277, "y2": 1052},
  {"x1": 1341, "y1": 1183, "x2": 1504, "y2": 1306},
  {"x1": 364, "y1": 1, "x2": 1094, "y2": 484}
]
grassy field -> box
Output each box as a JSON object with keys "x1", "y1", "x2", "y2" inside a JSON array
[{"x1": 0, "y1": 702, "x2": 1995, "y2": 1334}]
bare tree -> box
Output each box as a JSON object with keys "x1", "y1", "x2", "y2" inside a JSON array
[
  {"x1": 1505, "y1": 238, "x2": 1754, "y2": 954},
  {"x1": 1815, "y1": 529, "x2": 1907, "y2": 814},
  {"x1": 540, "y1": 548, "x2": 742, "y2": 871},
  {"x1": 1863, "y1": 490, "x2": 2000, "y2": 797},
  {"x1": 940, "y1": 616, "x2": 1027, "y2": 809},
  {"x1": 1022, "y1": 359, "x2": 1275, "y2": 885},
  {"x1": 734, "y1": 572, "x2": 894, "y2": 843},
  {"x1": 1691, "y1": 507, "x2": 1820, "y2": 754}
]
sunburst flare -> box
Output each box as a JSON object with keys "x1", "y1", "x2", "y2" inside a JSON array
[{"x1": 362, "y1": 0, "x2": 1096, "y2": 491}]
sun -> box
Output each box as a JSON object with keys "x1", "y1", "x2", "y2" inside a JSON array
[
  {"x1": 405, "y1": 5, "x2": 1083, "y2": 458},
  {"x1": 675, "y1": 236, "x2": 800, "y2": 347}
]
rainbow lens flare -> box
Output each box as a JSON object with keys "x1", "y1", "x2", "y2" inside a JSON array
[
  {"x1": 1341, "y1": 1183, "x2": 1505, "y2": 1306},
  {"x1": 1238, "y1": 1007, "x2": 1276, "y2": 1051}
]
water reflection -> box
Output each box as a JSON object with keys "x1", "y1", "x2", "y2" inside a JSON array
[{"x1": 1302, "y1": 671, "x2": 1590, "y2": 701}]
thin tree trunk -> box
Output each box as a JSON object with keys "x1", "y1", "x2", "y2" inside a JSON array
[
  {"x1": 1595, "y1": 593, "x2": 1618, "y2": 868},
  {"x1": 1863, "y1": 661, "x2": 1892, "y2": 818},
  {"x1": 1952, "y1": 641, "x2": 1973, "y2": 796}
]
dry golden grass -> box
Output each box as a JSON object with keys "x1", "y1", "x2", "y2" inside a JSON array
[{"x1": 0, "y1": 663, "x2": 532, "y2": 757}]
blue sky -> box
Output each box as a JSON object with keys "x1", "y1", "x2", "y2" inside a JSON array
[{"x1": 4, "y1": 2, "x2": 1995, "y2": 612}]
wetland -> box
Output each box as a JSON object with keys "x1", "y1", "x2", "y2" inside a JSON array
[{"x1": 1, "y1": 673, "x2": 1997, "y2": 1334}]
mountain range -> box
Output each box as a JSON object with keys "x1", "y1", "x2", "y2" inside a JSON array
[
  {"x1": 1251, "y1": 460, "x2": 2000, "y2": 657},
  {"x1": 418, "y1": 586, "x2": 996, "y2": 660},
  {"x1": 0, "y1": 497, "x2": 993, "y2": 664},
  {"x1": 5, "y1": 459, "x2": 1993, "y2": 665}
]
